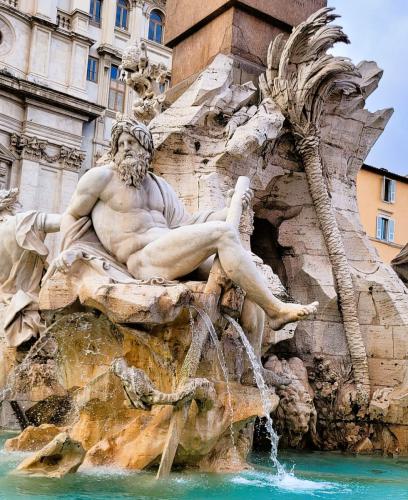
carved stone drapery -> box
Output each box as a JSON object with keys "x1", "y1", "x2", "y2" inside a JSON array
[{"x1": 10, "y1": 134, "x2": 85, "y2": 172}]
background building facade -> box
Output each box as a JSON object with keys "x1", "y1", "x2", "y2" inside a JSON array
[
  {"x1": 0, "y1": 0, "x2": 171, "y2": 254},
  {"x1": 357, "y1": 164, "x2": 408, "y2": 262}
]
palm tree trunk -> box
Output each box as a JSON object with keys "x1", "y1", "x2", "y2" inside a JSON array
[{"x1": 295, "y1": 134, "x2": 370, "y2": 395}]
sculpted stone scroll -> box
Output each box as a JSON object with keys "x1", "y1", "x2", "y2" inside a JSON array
[{"x1": 0, "y1": 188, "x2": 60, "y2": 347}]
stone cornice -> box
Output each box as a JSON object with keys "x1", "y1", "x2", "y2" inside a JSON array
[
  {"x1": 0, "y1": 2, "x2": 31, "y2": 24},
  {"x1": 97, "y1": 43, "x2": 123, "y2": 60},
  {"x1": 31, "y1": 15, "x2": 96, "y2": 47},
  {"x1": 10, "y1": 132, "x2": 85, "y2": 172},
  {"x1": 0, "y1": 5, "x2": 95, "y2": 46},
  {"x1": 0, "y1": 70, "x2": 105, "y2": 120}
]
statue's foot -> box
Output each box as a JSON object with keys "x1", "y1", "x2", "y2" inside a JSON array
[{"x1": 268, "y1": 301, "x2": 318, "y2": 331}]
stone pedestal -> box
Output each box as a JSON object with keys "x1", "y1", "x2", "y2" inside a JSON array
[{"x1": 165, "y1": 0, "x2": 327, "y2": 86}]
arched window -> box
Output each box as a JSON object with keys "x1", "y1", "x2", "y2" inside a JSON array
[
  {"x1": 148, "y1": 10, "x2": 164, "y2": 44},
  {"x1": 116, "y1": 0, "x2": 129, "y2": 30}
]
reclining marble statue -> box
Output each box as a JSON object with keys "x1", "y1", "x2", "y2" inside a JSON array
[
  {"x1": 0, "y1": 188, "x2": 60, "y2": 348},
  {"x1": 46, "y1": 116, "x2": 318, "y2": 330}
]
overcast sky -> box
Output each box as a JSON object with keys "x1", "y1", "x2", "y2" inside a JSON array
[{"x1": 330, "y1": 0, "x2": 407, "y2": 175}]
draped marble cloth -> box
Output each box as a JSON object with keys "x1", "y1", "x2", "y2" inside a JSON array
[
  {"x1": 0, "y1": 212, "x2": 48, "y2": 347},
  {"x1": 46, "y1": 172, "x2": 216, "y2": 284}
]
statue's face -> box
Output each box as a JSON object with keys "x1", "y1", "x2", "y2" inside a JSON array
[
  {"x1": 117, "y1": 131, "x2": 145, "y2": 158},
  {"x1": 113, "y1": 131, "x2": 151, "y2": 188}
]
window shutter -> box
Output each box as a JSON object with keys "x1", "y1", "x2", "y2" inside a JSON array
[
  {"x1": 376, "y1": 216, "x2": 382, "y2": 239},
  {"x1": 390, "y1": 179, "x2": 396, "y2": 202},
  {"x1": 382, "y1": 177, "x2": 386, "y2": 201},
  {"x1": 388, "y1": 219, "x2": 395, "y2": 242}
]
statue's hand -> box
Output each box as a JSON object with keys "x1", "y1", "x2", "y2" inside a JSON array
[
  {"x1": 226, "y1": 187, "x2": 253, "y2": 209},
  {"x1": 51, "y1": 249, "x2": 84, "y2": 275}
]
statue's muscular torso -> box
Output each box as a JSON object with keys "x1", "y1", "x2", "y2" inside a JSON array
[{"x1": 68, "y1": 166, "x2": 172, "y2": 265}]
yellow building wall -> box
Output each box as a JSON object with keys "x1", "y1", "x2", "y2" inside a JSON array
[{"x1": 357, "y1": 168, "x2": 408, "y2": 263}]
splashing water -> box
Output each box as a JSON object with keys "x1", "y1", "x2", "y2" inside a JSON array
[
  {"x1": 225, "y1": 314, "x2": 285, "y2": 476},
  {"x1": 0, "y1": 329, "x2": 58, "y2": 404},
  {"x1": 190, "y1": 306, "x2": 239, "y2": 465}
]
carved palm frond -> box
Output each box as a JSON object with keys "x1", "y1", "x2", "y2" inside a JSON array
[
  {"x1": 260, "y1": 7, "x2": 371, "y2": 398},
  {"x1": 260, "y1": 7, "x2": 360, "y2": 137}
]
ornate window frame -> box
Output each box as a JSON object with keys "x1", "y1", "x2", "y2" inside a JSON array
[{"x1": 147, "y1": 7, "x2": 165, "y2": 44}]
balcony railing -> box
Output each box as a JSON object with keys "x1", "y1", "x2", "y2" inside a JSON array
[{"x1": 57, "y1": 12, "x2": 71, "y2": 30}]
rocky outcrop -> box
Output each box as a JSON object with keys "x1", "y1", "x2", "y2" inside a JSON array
[
  {"x1": 5, "y1": 424, "x2": 63, "y2": 452},
  {"x1": 14, "y1": 432, "x2": 85, "y2": 478}
]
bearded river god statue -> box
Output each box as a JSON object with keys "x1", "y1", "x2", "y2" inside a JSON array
[{"x1": 42, "y1": 117, "x2": 317, "y2": 328}]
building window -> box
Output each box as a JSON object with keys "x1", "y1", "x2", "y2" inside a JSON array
[
  {"x1": 108, "y1": 65, "x2": 125, "y2": 112},
  {"x1": 86, "y1": 57, "x2": 99, "y2": 82},
  {"x1": 90, "y1": 0, "x2": 102, "y2": 26},
  {"x1": 115, "y1": 0, "x2": 129, "y2": 30},
  {"x1": 376, "y1": 215, "x2": 395, "y2": 242},
  {"x1": 383, "y1": 177, "x2": 396, "y2": 203},
  {"x1": 148, "y1": 10, "x2": 164, "y2": 44}
]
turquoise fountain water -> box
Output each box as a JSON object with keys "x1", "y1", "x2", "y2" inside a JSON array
[
  {"x1": 191, "y1": 307, "x2": 238, "y2": 459},
  {"x1": 224, "y1": 314, "x2": 284, "y2": 475},
  {"x1": 1, "y1": 432, "x2": 407, "y2": 499}
]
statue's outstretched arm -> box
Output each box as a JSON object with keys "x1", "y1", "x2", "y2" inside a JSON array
[{"x1": 42, "y1": 214, "x2": 61, "y2": 233}]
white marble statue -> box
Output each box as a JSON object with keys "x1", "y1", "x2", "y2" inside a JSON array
[
  {"x1": 0, "y1": 189, "x2": 60, "y2": 347},
  {"x1": 50, "y1": 117, "x2": 317, "y2": 329}
]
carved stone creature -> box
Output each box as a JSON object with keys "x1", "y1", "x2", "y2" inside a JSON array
[
  {"x1": 111, "y1": 357, "x2": 215, "y2": 410},
  {"x1": 120, "y1": 41, "x2": 169, "y2": 123},
  {"x1": 265, "y1": 356, "x2": 317, "y2": 447}
]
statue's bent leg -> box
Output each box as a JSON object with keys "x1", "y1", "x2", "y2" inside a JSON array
[
  {"x1": 240, "y1": 299, "x2": 291, "y2": 388},
  {"x1": 128, "y1": 221, "x2": 317, "y2": 327}
]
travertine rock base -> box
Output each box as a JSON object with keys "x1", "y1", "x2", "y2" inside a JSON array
[
  {"x1": 14, "y1": 432, "x2": 85, "y2": 478},
  {"x1": 5, "y1": 424, "x2": 64, "y2": 452}
]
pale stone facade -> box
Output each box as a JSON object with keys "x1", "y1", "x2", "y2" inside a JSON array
[{"x1": 0, "y1": 0, "x2": 171, "y2": 255}]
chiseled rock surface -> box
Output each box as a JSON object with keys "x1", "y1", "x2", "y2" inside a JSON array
[
  {"x1": 83, "y1": 381, "x2": 278, "y2": 471},
  {"x1": 5, "y1": 424, "x2": 64, "y2": 452},
  {"x1": 150, "y1": 53, "x2": 408, "y2": 453},
  {"x1": 14, "y1": 432, "x2": 85, "y2": 478},
  {"x1": 40, "y1": 270, "x2": 192, "y2": 326}
]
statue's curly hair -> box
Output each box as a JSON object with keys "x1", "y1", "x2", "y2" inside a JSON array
[
  {"x1": 0, "y1": 188, "x2": 19, "y2": 214},
  {"x1": 110, "y1": 116, "x2": 154, "y2": 158}
]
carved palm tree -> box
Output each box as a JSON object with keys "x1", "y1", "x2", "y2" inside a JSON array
[{"x1": 260, "y1": 7, "x2": 370, "y2": 397}]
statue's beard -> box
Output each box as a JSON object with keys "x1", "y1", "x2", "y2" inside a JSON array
[{"x1": 113, "y1": 151, "x2": 150, "y2": 188}]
